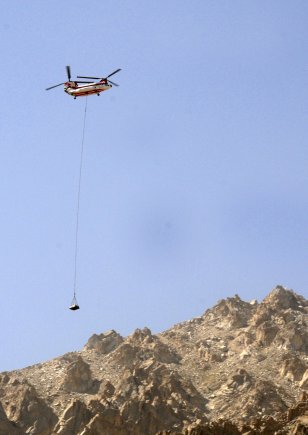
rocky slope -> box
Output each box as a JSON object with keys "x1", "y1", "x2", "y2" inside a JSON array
[{"x1": 0, "y1": 285, "x2": 307, "y2": 434}]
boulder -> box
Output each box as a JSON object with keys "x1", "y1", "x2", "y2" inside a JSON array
[
  {"x1": 280, "y1": 356, "x2": 307, "y2": 382},
  {"x1": 0, "y1": 401, "x2": 23, "y2": 435},
  {"x1": 54, "y1": 399, "x2": 92, "y2": 435},
  {"x1": 61, "y1": 356, "x2": 98, "y2": 393},
  {"x1": 255, "y1": 321, "x2": 279, "y2": 346},
  {"x1": 84, "y1": 330, "x2": 123, "y2": 354}
]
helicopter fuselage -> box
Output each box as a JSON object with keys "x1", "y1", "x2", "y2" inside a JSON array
[{"x1": 64, "y1": 80, "x2": 112, "y2": 97}]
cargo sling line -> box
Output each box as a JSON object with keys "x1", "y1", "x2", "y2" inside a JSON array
[{"x1": 70, "y1": 97, "x2": 88, "y2": 310}]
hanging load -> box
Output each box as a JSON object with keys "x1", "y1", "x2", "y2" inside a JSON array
[{"x1": 69, "y1": 295, "x2": 80, "y2": 311}]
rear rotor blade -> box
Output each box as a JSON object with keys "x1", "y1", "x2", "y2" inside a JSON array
[
  {"x1": 77, "y1": 69, "x2": 121, "y2": 81},
  {"x1": 77, "y1": 75, "x2": 100, "y2": 79},
  {"x1": 108, "y1": 79, "x2": 119, "y2": 87},
  {"x1": 46, "y1": 82, "x2": 65, "y2": 91},
  {"x1": 76, "y1": 80, "x2": 93, "y2": 83},
  {"x1": 66, "y1": 65, "x2": 71, "y2": 81},
  {"x1": 106, "y1": 68, "x2": 121, "y2": 79}
]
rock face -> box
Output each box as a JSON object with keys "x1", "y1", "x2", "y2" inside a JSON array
[
  {"x1": 0, "y1": 285, "x2": 307, "y2": 434},
  {"x1": 157, "y1": 395, "x2": 308, "y2": 434},
  {"x1": 61, "y1": 356, "x2": 98, "y2": 394},
  {"x1": 0, "y1": 374, "x2": 57, "y2": 434},
  {"x1": 84, "y1": 330, "x2": 123, "y2": 354},
  {"x1": 0, "y1": 400, "x2": 23, "y2": 435}
]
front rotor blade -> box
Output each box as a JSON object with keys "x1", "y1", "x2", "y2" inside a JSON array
[
  {"x1": 77, "y1": 75, "x2": 100, "y2": 79},
  {"x1": 46, "y1": 82, "x2": 65, "y2": 91},
  {"x1": 106, "y1": 68, "x2": 121, "y2": 79},
  {"x1": 108, "y1": 79, "x2": 119, "y2": 87},
  {"x1": 66, "y1": 65, "x2": 71, "y2": 81}
]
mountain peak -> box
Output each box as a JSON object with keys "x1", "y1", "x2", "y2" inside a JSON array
[
  {"x1": 264, "y1": 285, "x2": 307, "y2": 310},
  {"x1": 1, "y1": 285, "x2": 307, "y2": 434}
]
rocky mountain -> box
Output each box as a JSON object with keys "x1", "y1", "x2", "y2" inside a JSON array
[{"x1": 0, "y1": 285, "x2": 307, "y2": 434}]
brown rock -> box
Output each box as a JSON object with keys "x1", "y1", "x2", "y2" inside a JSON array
[
  {"x1": 227, "y1": 368, "x2": 252, "y2": 390},
  {"x1": 61, "y1": 356, "x2": 98, "y2": 393},
  {"x1": 300, "y1": 370, "x2": 308, "y2": 389},
  {"x1": 204, "y1": 294, "x2": 255, "y2": 329},
  {"x1": 84, "y1": 330, "x2": 123, "y2": 354},
  {"x1": 0, "y1": 377, "x2": 57, "y2": 435},
  {"x1": 263, "y1": 285, "x2": 306, "y2": 311},
  {"x1": 111, "y1": 328, "x2": 179, "y2": 369},
  {"x1": 54, "y1": 399, "x2": 92, "y2": 434},
  {"x1": 280, "y1": 356, "x2": 307, "y2": 382},
  {"x1": 0, "y1": 401, "x2": 23, "y2": 435},
  {"x1": 80, "y1": 409, "x2": 129, "y2": 435},
  {"x1": 256, "y1": 321, "x2": 279, "y2": 346}
]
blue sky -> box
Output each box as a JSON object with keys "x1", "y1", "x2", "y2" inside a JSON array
[{"x1": 0, "y1": 1, "x2": 307, "y2": 371}]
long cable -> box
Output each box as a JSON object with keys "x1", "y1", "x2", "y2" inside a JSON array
[{"x1": 73, "y1": 96, "x2": 88, "y2": 301}]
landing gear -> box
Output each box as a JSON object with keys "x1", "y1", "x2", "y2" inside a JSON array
[
  {"x1": 97, "y1": 93, "x2": 100, "y2": 96},
  {"x1": 74, "y1": 96, "x2": 76, "y2": 99}
]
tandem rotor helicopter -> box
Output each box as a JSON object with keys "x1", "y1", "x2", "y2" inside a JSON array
[{"x1": 46, "y1": 65, "x2": 121, "y2": 99}]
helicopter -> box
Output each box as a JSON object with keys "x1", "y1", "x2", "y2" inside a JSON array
[{"x1": 46, "y1": 66, "x2": 121, "y2": 99}]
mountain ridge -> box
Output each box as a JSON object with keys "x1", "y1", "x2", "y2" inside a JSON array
[{"x1": 1, "y1": 285, "x2": 307, "y2": 434}]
